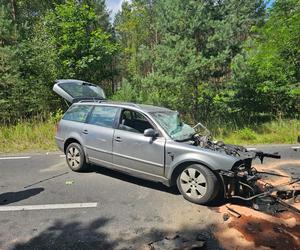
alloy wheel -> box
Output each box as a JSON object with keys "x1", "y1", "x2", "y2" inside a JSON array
[
  {"x1": 67, "y1": 146, "x2": 81, "y2": 169},
  {"x1": 179, "y1": 168, "x2": 207, "y2": 198}
]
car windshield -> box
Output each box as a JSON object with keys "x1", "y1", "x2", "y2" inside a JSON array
[{"x1": 151, "y1": 111, "x2": 195, "y2": 141}]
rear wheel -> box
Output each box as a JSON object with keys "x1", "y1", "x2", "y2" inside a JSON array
[
  {"x1": 66, "y1": 143, "x2": 88, "y2": 172},
  {"x1": 176, "y1": 164, "x2": 219, "y2": 204}
]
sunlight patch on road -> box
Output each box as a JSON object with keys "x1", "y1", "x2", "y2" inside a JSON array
[{"x1": 40, "y1": 161, "x2": 66, "y2": 172}]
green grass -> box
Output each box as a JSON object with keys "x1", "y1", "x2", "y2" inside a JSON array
[
  {"x1": 215, "y1": 119, "x2": 300, "y2": 145},
  {"x1": 0, "y1": 121, "x2": 57, "y2": 153},
  {"x1": 0, "y1": 119, "x2": 299, "y2": 153}
]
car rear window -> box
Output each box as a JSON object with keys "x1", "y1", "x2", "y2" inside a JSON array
[
  {"x1": 87, "y1": 106, "x2": 119, "y2": 128},
  {"x1": 58, "y1": 82, "x2": 105, "y2": 99},
  {"x1": 63, "y1": 105, "x2": 92, "y2": 123}
]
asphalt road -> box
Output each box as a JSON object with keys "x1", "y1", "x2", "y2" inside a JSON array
[{"x1": 0, "y1": 144, "x2": 299, "y2": 250}]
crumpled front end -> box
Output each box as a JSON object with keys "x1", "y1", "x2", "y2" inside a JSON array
[
  {"x1": 192, "y1": 131, "x2": 281, "y2": 199},
  {"x1": 216, "y1": 149, "x2": 282, "y2": 199},
  {"x1": 218, "y1": 157, "x2": 260, "y2": 199}
]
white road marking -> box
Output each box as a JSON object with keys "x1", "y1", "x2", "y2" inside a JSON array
[
  {"x1": 291, "y1": 146, "x2": 300, "y2": 149},
  {"x1": 0, "y1": 202, "x2": 98, "y2": 212},
  {"x1": 246, "y1": 148, "x2": 257, "y2": 151},
  {"x1": 0, "y1": 156, "x2": 31, "y2": 160},
  {"x1": 60, "y1": 155, "x2": 65, "y2": 157}
]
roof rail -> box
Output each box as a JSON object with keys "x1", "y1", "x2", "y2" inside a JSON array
[
  {"x1": 77, "y1": 99, "x2": 106, "y2": 103},
  {"x1": 106, "y1": 101, "x2": 140, "y2": 108},
  {"x1": 124, "y1": 102, "x2": 140, "y2": 108}
]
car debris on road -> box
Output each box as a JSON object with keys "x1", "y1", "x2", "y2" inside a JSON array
[{"x1": 144, "y1": 234, "x2": 205, "y2": 250}]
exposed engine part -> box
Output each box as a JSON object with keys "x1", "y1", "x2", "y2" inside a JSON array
[
  {"x1": 252, "y1": 196, "x2": 286, "y2": 213},
  {"x1": 275, "y1": 197, "x2": 300, "y2": 214},
  {"x1": 192, "y1": 134, "x2": 280, "y2": 163},
  {"x1": 256, "y1": 171, "x2": 290, "y2": 178},
  {"x1": 192, "y1": 122, "x2": 280, "y2": 162},
  {"x1": 276, "y1": 190, "x2": 300, "y2": 202}
]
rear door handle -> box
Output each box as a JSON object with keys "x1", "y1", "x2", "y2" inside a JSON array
[
  {"x1": 114, "y1": 137, "x2": 122, "y2": 142},
  {"x1": 82, "y1": 129, "x2": 88, "y2": 134}
]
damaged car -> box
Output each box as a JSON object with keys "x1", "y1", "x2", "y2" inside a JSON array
[{"x1": 53, "y1": 79, "x2": 281, "y2": 205}]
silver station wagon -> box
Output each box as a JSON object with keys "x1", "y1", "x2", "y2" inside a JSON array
[{"x1": 53, "y1": 79, "x2": 280, "y2": 204}]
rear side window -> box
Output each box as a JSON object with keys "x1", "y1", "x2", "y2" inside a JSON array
[
  {"x1": 87, "y1": 106, "x2": 119, "y2": 128},
  {"x1": 63, "y1": 105, "x2": 92, "y2": 123}
]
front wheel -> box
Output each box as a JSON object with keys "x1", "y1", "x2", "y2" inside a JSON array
[
  {"x1": 66, "y1": 143, "x2": 88, "y2": 172},
  {"x1": 176, "y1": 164, "x2": 219, "y2": 204}
]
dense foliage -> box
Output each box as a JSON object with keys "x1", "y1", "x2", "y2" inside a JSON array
[
  {"x1": 0, "y1": 0, "x2": 117, "y2": 124},
  {"x1": 0, "y1": 0, "x2": 299, "y2": 126}
]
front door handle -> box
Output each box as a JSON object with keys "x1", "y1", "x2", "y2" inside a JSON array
[
  {"x1": 82, "y1": 129, "x2": 88, "y2": 134},
  {"x1": 114, "y1": 137, "x2": 122, "y2": 142}
]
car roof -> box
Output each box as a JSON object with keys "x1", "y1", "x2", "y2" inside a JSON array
[{"x1": 75, "y1": 101, "x2": 172, "y2": 114}]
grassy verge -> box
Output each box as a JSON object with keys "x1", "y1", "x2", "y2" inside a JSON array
[
  {"x1": 0, "y1": 121, "x2": 57, "y2": 153},
  {"x1": 0, "y1": 119, "x2": 299, "y2": 153},
  {"x1": 215, "y1": 119, "x2": 300, "y2": 145}
]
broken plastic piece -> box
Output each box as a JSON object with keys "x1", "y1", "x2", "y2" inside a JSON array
[{"x1": 226, "y1": 206, "x2": 241, "y2": 218}]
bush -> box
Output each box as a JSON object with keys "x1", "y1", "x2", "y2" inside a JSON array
[
  {"x1": 236, "y1": 127, "x2": 257, "y2": 141},
  {"x1": 112, "y1": 79, "x2": 137, "y2": 102}
]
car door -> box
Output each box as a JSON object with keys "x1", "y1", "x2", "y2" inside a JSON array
[
  {"x1": 112, "y1": 109, "x2": 165, "y2": 177},
  {"x1": 84, "y1": 105, "x2": 119, "y2": 167}
]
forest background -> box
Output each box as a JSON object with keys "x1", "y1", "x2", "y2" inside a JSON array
[{"x1": 0, "y1": 0, "x2": 299, "y2": 152}]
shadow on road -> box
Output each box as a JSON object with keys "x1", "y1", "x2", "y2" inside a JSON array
[
  {"x1": 12, "y1": 217, "x2": 115, "y2": 250},
  {"x1": 8, "y1": 210, "x2": 300, "y2": 250},
  {"x1": 89, "y1": 164, "x2": 180, "y2": 195},
  {"x1": 0, "y1": 188, "x2": 44, "y2": 205},
  {"x1": 10, "y1": 217, "x2": 221, "y2": 250}
]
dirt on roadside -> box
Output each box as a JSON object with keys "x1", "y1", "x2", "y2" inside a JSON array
[{"x1": 212, "y1": 159, "x2": 300, "y2": 250}]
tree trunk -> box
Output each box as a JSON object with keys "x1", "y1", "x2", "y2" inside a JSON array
[
  {"x1": 193, "y1": 82, "x2": 199, "y2": 122},
  {"x1": 10, "y1": 0, "x2": 17, "y2": 22}
]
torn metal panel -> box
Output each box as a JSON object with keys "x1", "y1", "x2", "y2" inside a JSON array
[
  {"x1": 189, "y1": 124, "x2": 300, "y2": 214},
  {"x1": 188, "y1": 124, "x2": 282, "y2": 199}
]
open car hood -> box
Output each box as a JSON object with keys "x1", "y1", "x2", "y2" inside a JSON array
[{"x1": 53, "y1": 79, "x2": 106, "y2": 103}]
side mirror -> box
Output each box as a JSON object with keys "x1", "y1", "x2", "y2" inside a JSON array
[{"x1": 144, "y1": 128, "x2": 157, "y2": 138}]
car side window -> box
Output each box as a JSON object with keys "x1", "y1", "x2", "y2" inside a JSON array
[
  {"x1": 87, "y1": 106, "x2": 119, "y2": 128},
  {"x1": 119, "y1": 109, "x2": 153, "y2": 134},
  {"x1": 133, "y1": 111, "x2": 148, "y2": 122},
  {"x1": 63, "y1": 105, "x2": 92, "y2": 123}
]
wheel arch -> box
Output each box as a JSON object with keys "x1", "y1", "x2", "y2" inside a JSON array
[
  {"x1": 64, "y1": 138, "x2": 81, "y2": 154},
  {"x1": 64, "y1": 137, "x2": 90, "y2": 164}
]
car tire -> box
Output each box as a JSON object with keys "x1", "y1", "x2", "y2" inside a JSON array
[
  {"x1": 176, "y1": 164, "x2": 219, "y2": 205},
  {"x1": 65, "y1": 142, "x2": 88, "y2": 172}
]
